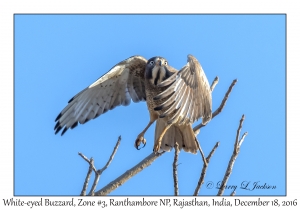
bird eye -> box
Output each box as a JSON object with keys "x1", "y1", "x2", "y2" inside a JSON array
[
  {"x1": 149, "y1": 61, "x2": 154, "y2": 65},
  {"x1": 164, "y1": 61, "x2": 168, "y2": 65}
]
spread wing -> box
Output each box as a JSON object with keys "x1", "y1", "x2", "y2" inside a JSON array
[
  {"x1": 154, "y1": 54, "x2": 212, "y2": 125},
  {"x1": 54, "y1": 55, "x2": 147, "y2": 135}
]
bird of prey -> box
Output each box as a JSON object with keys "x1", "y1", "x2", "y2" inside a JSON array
[{"x1": 54, "y1": 54, "x2": 212, "y2": 154}]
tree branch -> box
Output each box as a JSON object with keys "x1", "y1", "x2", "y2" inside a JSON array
[
  {"x1": 173, "y1": 142, "x2": 179, "y2": 196},
  {"x1": 99, "y1": 136, "x2": 121, "y2": 174},
  {"x1": 89, "y1": 171, "x2": 100, "y2": 196},
  {"x1": 95, "y1": 152, "x2": 164, "y2": 196},
  {"x1": 79, "y1": 136, "x2": 121, "y2": 196},
  {"x1": 88, "y1": 136, "x2": 121, "y2": 195},
  {"x1": 217, "y1": 115, "x2": 248, "y2": 196},
  {"x1": 195, "y1": 139, "x2": 208, "y2": 166},
  {"x1": 193, "y1": 79, "x2": 237, "y2": 134},
  {"x1": 210, "y1": 76, "x2": 219, "y2": 92},
  {"x1": 78, "y1": 154, "x2": 95, "y2": 196},
  {"x1": 193, "y1": 142, "x2": 219, "y2": 196},
  {"x1": 212, "y1": 79, "x2": 237, "y2": 119},
  {"x1": 238, "y1": 132, "x2": 248, "y2": 147}
]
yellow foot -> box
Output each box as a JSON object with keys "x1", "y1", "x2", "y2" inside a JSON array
[{"x1": 134, "y1": 135, "x2": 146, "y2": 150}]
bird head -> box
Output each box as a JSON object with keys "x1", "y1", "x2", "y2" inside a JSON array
[{"x1": 145, "y1": 56, "x2": 171, "y2": 86}]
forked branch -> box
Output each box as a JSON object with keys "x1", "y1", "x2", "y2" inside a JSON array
[
  {"x1": 217, "y1": 115, "x2": 248, "y2": 196},
  {"x1": 79, "y1": 154, "x2": 95, "y2": 196},
  {"x1": 193, "y1": 141, "x2": 220, "y2": 195},
  {"x1": 79, "y1": 136, "x2": 121, "y2": 196}
]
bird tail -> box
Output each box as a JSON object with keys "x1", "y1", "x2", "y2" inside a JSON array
[{"x1": 155, "y1": 118, "x2": 198, "y2": 154}]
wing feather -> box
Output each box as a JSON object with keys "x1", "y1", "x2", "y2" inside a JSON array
[
  {"x1": 154, "y1": 54, "x2": 212, "y2": 125},
  {"x1": 54, "y1": 55, "x2": 147, "y2": 135}
]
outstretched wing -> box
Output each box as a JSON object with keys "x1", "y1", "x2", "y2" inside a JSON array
[
  {"x1": 154, "y1": 54, "x2": 212, "y2": 125},
  {"x1": 54, "y1": 55, "x2": 147, "y2": 135}
]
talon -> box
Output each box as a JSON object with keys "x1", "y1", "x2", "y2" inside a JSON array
[
  {"x1": 134, "y1": 135, "x2": 147, "y2": 150},
  {"x1": 153, "y1": 140, "x2": 161, "y2": 153},
  {"x1": 141, "y1": 141, "x2": 146, "y2": 148}
]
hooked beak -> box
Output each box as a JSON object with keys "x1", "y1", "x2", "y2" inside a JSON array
[{"x1": 155, "y1": 59, "x2": 162, "y2": 66}]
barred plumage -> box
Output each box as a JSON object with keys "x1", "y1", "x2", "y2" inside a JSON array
[{"x1": 54, "y1": 54, "x2": 212, "y2": 154}]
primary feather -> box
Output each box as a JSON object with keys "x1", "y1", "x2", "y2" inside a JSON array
[{"x1": 54, "y1": 55, "x2": 147, "y2": 135}]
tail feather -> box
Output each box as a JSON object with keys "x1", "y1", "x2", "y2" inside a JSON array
[
  {"x1": 180, "y1": 124, "x2": 198, "y2": 154},
  {"x1": 155, "y1": 118, "x2": 198, "y2": 154}
]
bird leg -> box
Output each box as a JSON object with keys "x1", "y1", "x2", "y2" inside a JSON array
[
  {"x1": 134, "y1": 119, "x2": 156, "y2": 150},
  {"x1": 153, "y1": 124, "x2": 172, "y2": 153}
]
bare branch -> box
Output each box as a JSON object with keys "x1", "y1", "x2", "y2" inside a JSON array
[
  {"x1": 212, "y1": 79, "x2": 238, "y2": 119},
  {"x1": 88, "y1": 136, "x2": 122, "y2": 196},
  {"x1": 79, "y1": 136, "x2": 121, "y2": 196},
  {"x1": 193, "y1": 79, "x2": 238, "y2": 133},
  {"x1": 78, "y1": 153, "x2": 97, "y2": 172},
  {"x1": 95, "y1": 152, "x2": 164, "y2": 195},
  {"x1": 99, "y1": 136, "x2": 121, "y2": 174},
  {"x1": 239, "y1": 132, "x2": 248, "y2": 147},
  {"x1": 193, "y1": 142, "x2": 220, "y2": 196},
  {"x1": 173, "y1": 142, "x2": 179, "y2": 196},
  {"x1": 217, "y1": 115, "x2": 247, "y2": 196},
  {"x1": 79, "y1": 154, "x2": 95, "y2": 196},
  {"x1": 195, "y1": 139, "x2": 207, "y2": 166},
  {"x1": 210, "y1": 76, "x2": 219, "y2": 92},
  {"x1": 78, "y1": 152, "x2": 90, "y2": 162},
  {"x1": 230, "y1": 191, "x2": 236, "y2": 196},
  {"x1": 206, "y1": 142, "x2": 220, "y2": 161},
  {"x1": 89, "y1": 171, "x2": 100, "y2": 196},
  {"x1": 234, "y1": 115, "x2": 245, "y2": 152}
]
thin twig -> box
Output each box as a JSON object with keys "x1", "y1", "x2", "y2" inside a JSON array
[
  {"x1": 195, "y1": 139, "x2": 207, "y2": 166},
  {"x1": 79, "y1": 155, "x2": 95, "y2": 196},
  {"x1": 212, "y1": 79, "x2": 238, "y2": 118},
  {"x1": 193, "y1": 79, "x2": 238, "y2": 133},
  {"x1": 234, "y1": 115, "x2": 244, "y2": 152},
  {"x1": 95, "y1": 152, "x2": 164, "y2": 195},
  {"x1": 206, "y1": 142, "x2": 220, "y2": 161},
  {"x1": 230, "y1": 191, "x2": 236, "y2": 196},
  {"x1": 89, "y1": 171, "x2": 100, "y2": 196},
  {"x1": 173, "y1": 142, "x2": 179, "y2": 196},
  {"x1": 239, "y1": 132, "x2": 248, "y2": 147},
  {"x1": 193, "y1": 142, "x2": 220, "y2": 196},
  {"x1": 88, "y1": 136, "x2": 122, "y2": 196},
  {"x1": 78, "y1": 153, "x2": 97, "y2": 172},
  {"x1": 217, "y1": 115, "x2": 247, "y2": 196},
  {"x1": 210, "y1": 76, "x2": 219, "y2": 92},
  {"x1": 99, "y1": 136, "x2": 121, "y2": 174}
]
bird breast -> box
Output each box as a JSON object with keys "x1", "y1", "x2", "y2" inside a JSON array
[
  {"x1": 150, "y1": 66, "x2": 166, "y2": 86},
  {"x1": 145, "y1": 78, "x2": 174, "y2": 118}
]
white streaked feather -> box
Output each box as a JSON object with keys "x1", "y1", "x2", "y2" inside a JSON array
[
  {"x1": 55, "y1": 55, "x2": 147, "y2": 135},
  {"x1": 155, "y1": 55, "x2": 212, "y2": 126},
  {"x1": 89, "y1": 65, "x2": 123, "y2": 88},
  {"x1": 127, "y1": 71, "x2": 140, "y2": 102}
]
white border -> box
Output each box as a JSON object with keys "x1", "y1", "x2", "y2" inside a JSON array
[{"x1": 1, "y1": 0, "x2": 297, "y2": 209}]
